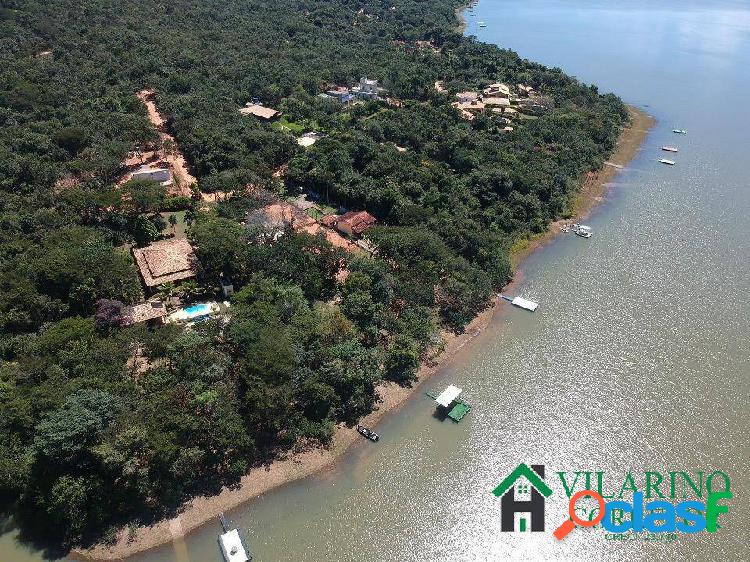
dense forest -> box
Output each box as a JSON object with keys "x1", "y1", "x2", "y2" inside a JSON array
[{"x1": 0, "y1": 0, "x2": 627, "y2": 550}]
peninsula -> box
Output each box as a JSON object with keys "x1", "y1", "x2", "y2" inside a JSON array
[{"x1": 0, "y1": 0, "x2": 650, "y2": 558}]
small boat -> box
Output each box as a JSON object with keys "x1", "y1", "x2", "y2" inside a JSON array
[
  {"x1": 661, "y1": 146, "x2": 679, "y2": 152},
  {"x1": 659, "y1": 159, "x2": 676, "y2": 165},
  {"x1": 500, "y1": 295, "x2": 539, "y2": 312},
  {"x1": 478, "y1": 21, "x2": 487, "y2": 27},
  {"x1": 357, "y1": 425, "x2": 380, "y2": 442},
  {"x1": 574, "y1": 225, "x2": 593, "y2": 238},
  {"x1": 672, "y1": 129, "x2": 687, "y2": 134},
  {"x1": 218, "y1": 514, "x2": 251, "y2": 562}
]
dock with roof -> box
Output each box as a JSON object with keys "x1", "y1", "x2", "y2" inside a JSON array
[{"x1": 426, "y1": 384, "x2": 472, "y2": 422}]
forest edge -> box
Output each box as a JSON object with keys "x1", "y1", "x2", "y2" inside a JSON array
[{"x1": 71, "y1": 105, "x2": 654, "y2": 562}]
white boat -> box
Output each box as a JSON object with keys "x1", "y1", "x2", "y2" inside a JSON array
[
  {"x1": 500, "y1": 295, "x2": 539, "y2": 312},
  {"x1": 478, "y1": 21, "x2": 487, "y2": 27},
  {"x1": 661, "y1": 146, "x2": 679, "y2": 152},
  {"x1": 672, "y1": 129, "x2": 687, "y2": 134},
  {"x1": 574, "y1": 225, "x2": 592, "y2": 238},
  {"x1": 218, "y1": 514, "x2": 251, "y2": 562},
  {"x1": 659, "y1": 159, "x2": 676, "y2": 165}
]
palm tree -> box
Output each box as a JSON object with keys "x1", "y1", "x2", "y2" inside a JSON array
[{"x1": 168, "y1": 213, "x2": 178, "y2": 236}]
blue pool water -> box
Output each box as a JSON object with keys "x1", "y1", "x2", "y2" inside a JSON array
[{"x1": 184, "y1": 303, "x2": 211, "y2": 316}]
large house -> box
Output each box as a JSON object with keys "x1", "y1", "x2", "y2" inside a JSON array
[
  {"x1": 483, "y1": 97, "x2": 511, "y2": 108},
  {"x1": 324, "y1": 86, "x2": 355, "y2": 103},
  {"x1": 245, "y1": 201, "x2": 316, "y2": 238},
  {"x1": 120, "y1": 300, "x2": 167, "y2": 326},
  {"x1": 352, "y1": 77, "x2": 382, "y2": 100},
  {"x1": 239, "y1": 103, "x2": 279, "y2": 119},
  {"x1": 358, "y1": 77, "x2": 378, "y2": 97},
  {"x1": 455, "y1": 90, "x2": 480, "y2": 104},
  {"x1": 451, "y1": 99, "x2": 486, "y2": 120},
  {"x1": 247, "y1": 201, "x2": 359, "y2": 251},
  {"x1": 333, "y1": 210, "x2": 377, "y2": 237},
  {"x1": 483, "y1": 82, "x2": 511, "y2": 97},
  {"x1": 132, "y1": 238, "x2": 199, "y2": 288}
]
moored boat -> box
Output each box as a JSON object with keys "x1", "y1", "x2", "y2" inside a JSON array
[
  {"x1": 659, "y1": 158, "x2": 676, "y2": 165},
  {"x1": 357, "y1": 425, "x2": 380, "y2": 442},
  {"x1": 218, "y1": 513, "x2": 251, "y2": 562},
  {"x1": 500, "y1": 295, "x2": 539, "y2": 311},
  {"x1": 574, "y1": 224, "x2": 593, "y2": 238},
  {"x1": 672, "y1": 129, "x2": 687, "y2": 134},
  {"x1": 661, "y1": 146, "x2": 679, "y2": 152}
]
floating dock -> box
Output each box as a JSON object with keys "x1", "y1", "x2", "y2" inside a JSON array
[
  {"x1": 426, "y1": 385, "x2": 472, "y2": 422},
  {"x1": 500, "y1": 295, "x2": 539, "y2": 312}
]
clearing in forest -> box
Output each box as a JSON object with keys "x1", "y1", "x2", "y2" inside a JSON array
[{"x1": 133, "y1": 89, "x2": 198, "y2": 197}]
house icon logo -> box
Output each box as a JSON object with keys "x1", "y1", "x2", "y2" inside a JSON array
[{"x1": 492, "y1": 463, "x2": 553, "y2": 532}]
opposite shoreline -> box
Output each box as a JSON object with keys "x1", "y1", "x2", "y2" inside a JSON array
[{"x1": 73, "y1": 105, "x2": 654, "y2": 561}]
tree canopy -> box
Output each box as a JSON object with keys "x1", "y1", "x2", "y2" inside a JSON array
[{"x1": 0, "y1": 0, "x2": 627, "y2": 548}]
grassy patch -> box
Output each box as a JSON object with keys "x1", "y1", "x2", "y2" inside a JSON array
[
  {"x1": 272, "y1": 117, "x2": 307, "y2": 134},
  {"x1": 160, "y1": 210, "x2": 188, "y2": 239},
  {"x1": 306, "y1": 207, "x2": 324, "y2": 221}
]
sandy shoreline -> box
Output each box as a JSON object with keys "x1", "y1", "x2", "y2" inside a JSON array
[
  {"x1": 508, "y1": 105, "x2": 655, "y2": 269},
  {"x1": 73, "y1": 107, "x2": 654, "y2": 561}
]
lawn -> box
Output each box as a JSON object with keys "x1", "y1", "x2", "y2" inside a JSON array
[
  {"x1": 160, "y1": 210, "x2": 189, "y2": 238},
  {"x1": 272, "y1": 117, "x2": 307, "y2": 134}
]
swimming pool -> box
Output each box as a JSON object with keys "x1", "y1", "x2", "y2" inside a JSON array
[{"x1": 183, "y1": 303, "x2": 211, "y2": 317}]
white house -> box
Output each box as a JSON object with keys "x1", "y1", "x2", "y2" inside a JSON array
[
  {"x1": 353, "y1": 77, "x2": 381, "y2": 100},
  {"x1": 131, "y1": 165, "x2": 172, "y2": 186}
]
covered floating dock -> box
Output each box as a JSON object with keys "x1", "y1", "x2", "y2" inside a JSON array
[
  {"x1": 426, "y1": 385, "x2": 472, "y2": 422},
  {"x1": 500, "y1": 295, "x2": 538, "y2": 312}
]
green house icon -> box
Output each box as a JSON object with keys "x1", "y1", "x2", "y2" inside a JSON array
[{"x1": 492, "y1": 463, "x2": 553, "y2": 532}]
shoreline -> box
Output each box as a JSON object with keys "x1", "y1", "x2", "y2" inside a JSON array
[
  {"x1": 455, "y1": 1, "x2": 474, "y2": 33},
  {"x1": 508, "y1": 105, "x2": 655, "y2": 269},
  {"x1": 73, "y1": 103, "x2": 654, "y2": 562}
]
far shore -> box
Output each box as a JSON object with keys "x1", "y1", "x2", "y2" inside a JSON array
[{"x1": 73, "y1": 105, "x2": 654, "y2": 561}]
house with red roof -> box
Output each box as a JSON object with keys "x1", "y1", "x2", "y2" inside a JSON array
[{"x1": 334, "y1": 210, "x2": 377, "y2": 237}]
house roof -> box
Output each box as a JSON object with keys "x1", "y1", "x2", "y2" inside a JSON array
[
  {"x1": 321, "y1": 214, "x2": 339, "y2": 228},
  {"x1": 452, "y1": 100, "x2": 486, "y2": 112},
  {"x1": 338, "y1": 210, "x2": 376, "y2": 234},
  {"x1": 239, "y1": 103, "x2": 279, "y2": 119},
  {"x1": 484, "y1": 82, "x2": 511, "y2": 95},
  {"x1": 483, "y1": 97, "x2": 511, "y2": 107},
  {"x1": 456, "y1": 91, "x2": 479, "y2": 100},
  {"x1": 246, "y1": 201, "x2": 316, "y2": 232},
  {"x1": 122, "y1": 300, "x2": 167, "y2": 324},
  {"x1": 299, "y1": 221, "x2": 358, "y2": 251},
  {"x1": 492, "y1": 463, "x2": 553, "y2": 498},
  {"x1": 435, "y1": 385, "x2": 462, "y2": 407},
  {"x1": 132, "y1": 238, "x2": 198, "y2": 287}
]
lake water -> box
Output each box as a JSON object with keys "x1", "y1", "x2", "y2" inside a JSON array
[{"x1": 2, "y1": 0, "x2": 749, "y2": 560}]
